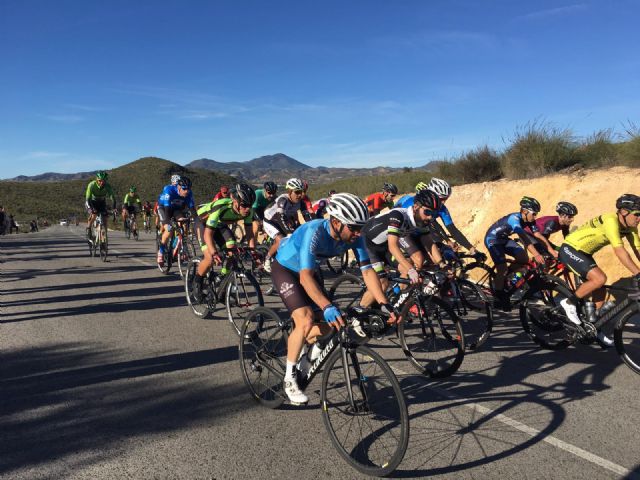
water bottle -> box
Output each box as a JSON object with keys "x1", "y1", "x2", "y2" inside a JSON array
[
  {"x1": 510, "y1": 271, "x2": 525, "y2": 289},
  {"x1": 392, "y1": 284, "x2": 401, "y2": 296},
  {"x1": 597, "y1": 301, "x2": 616, "y2": 318},
  {"x1": 171, "y1": 236, "x2": 178, "y2": 249},
  {"x1": 584, "y1": 301, "x2": 597, "y2": 323}
]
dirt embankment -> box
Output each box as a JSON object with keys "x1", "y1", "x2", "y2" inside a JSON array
[{"x1": 444, "y1": 166, "x2": 637, "y2": 285}]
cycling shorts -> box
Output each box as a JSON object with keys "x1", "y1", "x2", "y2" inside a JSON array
[
  {"x1": 124, "y1": 205, "x2": 136, "y2": 215},
  {"x1": 157, "y1": 206, "x2": 187, "y2": 226},
  {"x1": 87, "y1": 199, "x2": 108, "y2": 215},
  {"x1": 263, "y1": 219, "x2": 290, "y2": 239},
  {"x1": 271, "y1": 259, "x2": 326, "y2": 313},
  {"x1": 205, "y1": 224, "x2": 237, "y2": 251},
  {"x1": 485, "y1": 239, "x2": 524, "y2": 265},
  {"x1": 364, "y1": 237, "x2": 395, "y2": 274},
  {"x1": 558, "y1": 243, "x2": 597, "y2": 279}
]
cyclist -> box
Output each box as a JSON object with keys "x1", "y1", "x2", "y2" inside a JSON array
[
  {"x1": 85, "y1": 171, "x2": 116, "y2": 239},
  {"x1": 262, "y1": 178, "x2": 306, "y2": 272},
  {"x1": 156, "y1": 177, "x2": 197, "y2": 267},
  {"x1": 170, "y1": 174, "x2": 181, "y2": 186},
  {"x1": 142, "y1": 201, "x2": 153, "y2": 230},
  {"x1": 394, "y1": 181, "x2": 428, "y2": 208},
  {"x1": 193, "y1": 184, "x2": 257, "y2": 299},
  {"x1": 300, "y1": 180, "x2": 313, "y2": 222},
  {"x1": 252, "y1": 181, "x2": 278, "y2": 239},
  {"x1": 311, "y1": 190, "x2": 336, "y2": 219},
  {"x1": 558, "y1": 194, "x2": 640, "y2": 344},
  {"x1": 527, "y1": 201, "x2": 578, "y2": 251},
  {"x1": 484, "y1": 196, "x2": 553, "y2": 310},
  {"x1": 271, "y1": 193, "x2": 398, "y2": 404},
  {"x1": 213, "y1": 185, "x2": 231, "y2": 201},
  {"x1": 365, "y1": 183, "x2": 398, "y2": 216},
  {"x1": 360, "y1": 189, "x2": 445, "y2": 308},
  {"x1": 121, "y1": 186, "x2": 142, "y2": 230}
]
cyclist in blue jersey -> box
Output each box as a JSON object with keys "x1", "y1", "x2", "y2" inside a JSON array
[
  {"x1": 156, "y1": 177, "x2": 197, "y2": 266},
  {"x1": 394, "y1": 181, "x2": 428, "y2": 208},
  {"x1": 271, "y1": 193, "x2": 398, "y2": 405},
  {"x1": 484, "y1": 196, "x2": 554, "y2": 309}
]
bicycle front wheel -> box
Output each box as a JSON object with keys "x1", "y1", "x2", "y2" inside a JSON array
[
  {"x1": 184, "y1": 259, "x2": 213, "y2": 318},
  {"x1": 99, "y1": 227, "x2": 108, "y2": 261},
  {"x1": 239, "y1": 307, "x2": 289, "y2": 409},
  {"x1": 398, "y1": 296, "x2": 465, "y2": 378},
  {"x1": 615, "y1": 307, "x2": 640, "y2": 375},
  {"x1": 321, "y1": 345, "x2": 409, "y2": 477},
  {"x1": 450, "y1": 279, "x2": 493, "y2": 351},
  {"x1": 226, "y1": 271, "x2": 264, "y2": 336}
]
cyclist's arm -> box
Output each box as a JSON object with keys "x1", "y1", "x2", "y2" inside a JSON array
[
  {"x1": 107, "y1": 185, "x2": 116, "y2": 209},
  {"x1": 613, "y1": 245, "x2": 640, "y2": 276},
  {"x1": 244, "y1": 222, "x2": 256, "y2": 249},
  {"x1": 442, "y1": 223, "x2": 474, "y2": 251},
  {"x1": 388, "y1": 234, "x2": 414, "y2": 273},
  {"x1": 533, "y1": 231, "x2": 558, "y2": 257}
]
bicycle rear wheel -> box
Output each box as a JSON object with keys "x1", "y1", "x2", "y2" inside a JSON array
[
  {"x1": 177, "y1": 239, "x2": 194, "y2": 279},
  {"x1": 328, "y1": 273, "x2": 366, "y2": 310},
  {"x1": 448, "y1": 279, "x2": 493, "y2": 351},
  {"x1": 398, "y1": 296, "x2": 465, "y2": 378},
  {"x1": 321, "y1": 345, "x2": 409, "y2": 477},
  {"x1": 184, "y1": 259, "x2": 215, "y2": 318},
  {"x1": 615, "y1": 307, "x2": 640, "y2": 375},
  {"x1": 519, "y1": 277, "x2": 573, "y2": 350},
  {"x1": 226, "y1": 271, "x2": 264, "y2": 336},
  {"x1": 239, "y1": 307, "x2": 289, "y2": 409},
  {"x1": 461, "y1": 261, "x2": 494, "y2": 295},
  {"x1": 99, "y1": 227, "x2": 108, "y2": 262}
]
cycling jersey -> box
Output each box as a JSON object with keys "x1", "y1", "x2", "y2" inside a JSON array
[
  {"x1": 158, "y1": 184, "x2": 195, "y2": 210},
  {"x1": 212, "y1": 191, "x2": 230, "y2": 202},
  {"x1": 123, "y1": 193, "x2": 141, "y2": 207},
  {"x1": 312, "y1": 198, "x2": 329, "y2": 219},
  {"x1": 264, "y1": 193, "x2": 303, "y2": 229},
  {"x1": 394, "y1": 194, "x2": 413, "y2": 208},
  {"x1": 397, "y1": 196, "x2": 454, "y2": 227},
  {"x1": 362, "y1": 207, "x2": 419, "y2": 245},
  {"x1": 198, "y1": 198, "x2": 252, "y2": 229},
  {"x1": 365, "y1": 192, "x2": 393, "y2": 213},
  {"x1": 525, "y1": 215, "x2": 569, "y2": 239},
  {"x1": 252, "y1": 188, "x2": 274, "y2": 210},
  {"x1": 142, "y1": 205, "x2": 153, "y2": 214},
  {"x1": 564, "y1": 212, "x2": 640, "y2": 255},
  {"x1": 85, "y1": 180, "x2": 115, "y2": 202},
  {"x1": 275, "y1": 219, "x2": 371, "y2": 272},
  {"x1": 485, "y1": 213, "x2": 538, "y2": 245}
]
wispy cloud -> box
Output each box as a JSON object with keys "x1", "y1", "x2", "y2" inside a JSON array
[
  {"x1": 515, "y1": 4, "x2": 588, "y2": 22},
  {"x1": 23, "y1": 151, "x2": 69, "y2": 159},
  {"x1": 179, "y1": 111, "x2": 229, "y2": 120}
]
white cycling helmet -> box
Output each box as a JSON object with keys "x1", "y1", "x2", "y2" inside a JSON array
[
  {"x1": 170, "y1": 174, "x2": 181, "y2": 185},
  {"x1": 427, "y1": 178, "x2": 452, "y2": 199},
  {"x1": 285, "y1": 178, "x2": 304, "y2": 191},
  {"x1": 326, "y1": 193, "x2": 369, "y2": 226}
]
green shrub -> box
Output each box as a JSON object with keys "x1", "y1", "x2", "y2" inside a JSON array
[{"x1": 434, "y1": 146, "x2": 503, "y2": 184}]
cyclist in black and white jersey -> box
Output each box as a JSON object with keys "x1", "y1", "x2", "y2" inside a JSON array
[
  {"x1": 360, "y1": 189, "x2": 445, "y2": 306},
  {"x1": 263, "y1": 177, "x2": 306, "y2": 272}
]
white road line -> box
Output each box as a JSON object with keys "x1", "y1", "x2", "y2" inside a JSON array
[{"x1": 393, "y1": 365, "x2": 639, "y2": 479}]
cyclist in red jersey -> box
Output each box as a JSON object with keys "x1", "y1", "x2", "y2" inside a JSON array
[
  {"x1": 526, "y1": 201, "x2": 578, "y2": 252},
  {"x1": 213, "y1": 185, "x2": 230, "y2": 201},
  {"x1": 365, "y1": 183, "x2": 398, "y2": 216}
]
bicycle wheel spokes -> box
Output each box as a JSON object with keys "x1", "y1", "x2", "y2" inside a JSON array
[
  {"x1": 226, "y1": 272, "x2": 263, "y2": 336},
  {"x1": 184, "y1": 259, "x2": 212, "y2": 318},
  {"x1": 239, "y1": 307, "x2": 289, "y2": 408},
  {"x1": 321, "y1": 345, "x2": 409, "y2": 477},
  {"x1": 399, "y1": 297, "x2": 465, "y2": 378},
  {"x1": 520, "y1": 281, "x2": 572, "y2": 350},
  {"x1": 454, "y1": 279, "x2": 493, "y2": 351},
  {"x1": 615, "y1": 309, "x2": 640, "y2": 375}
]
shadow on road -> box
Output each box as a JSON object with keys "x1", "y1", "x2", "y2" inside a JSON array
[{"x1": 0, "y1": 342, "x2": 246, "y2": 476}]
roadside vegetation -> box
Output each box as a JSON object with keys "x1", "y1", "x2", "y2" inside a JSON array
[{"x1": 307, "y1": 121, "x2": 640, "y2": 198}]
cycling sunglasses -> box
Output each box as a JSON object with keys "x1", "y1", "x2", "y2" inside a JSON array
[
  {"x1": 292, "y1": 190, "x2": 304, "y2": 195},
  {"x1": 345, "y1": 224, "x2": 362, "y2": 233},
  {"x1": 238, "y1": 202, "x2": 252, "y2": 209},
  {"x1": 628, "y1": 210, "x2": 640, "y2": 217}
]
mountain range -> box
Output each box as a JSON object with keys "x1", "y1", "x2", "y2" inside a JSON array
[{"x1": 7, "y1": 153, "x2": 436, "y2": 184}]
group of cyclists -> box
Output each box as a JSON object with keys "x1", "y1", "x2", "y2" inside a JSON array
[{"x1": 83, "y1": 169, "x2": 640, "y2": 404}]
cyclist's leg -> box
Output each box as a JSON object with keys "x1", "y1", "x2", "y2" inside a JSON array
[
  {"x1": 558, "y1": 244, "x2": 605, "y2": 303},
  {"x1": 121, "y1": 206, "x2": 127, "y2": 224}
]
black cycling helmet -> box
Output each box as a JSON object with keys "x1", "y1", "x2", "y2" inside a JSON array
[
  {"x1": 520, "y1": 196, "x2": 541, "y2": 213},
  {"x1": 383, "y1": 182, "x2": 398, "y2": 195},
  {"x1": 177, "y1": 176, "x2": 192, "y2": 190},
  {"x1": 414, "y1": 189, "x2": 442, "y2": 212},
  {"x1": 556, "y1": 201, "x2": 578, "y2": 216},
  {"x1": 263, "y1": 181, "x2": 278, "y2": 194},
  {"x1": 328, "y1": 189, "x2": 337, "y2": 197},
  {"x1": 232, "y1": 183, "x2": 256, "y2": 206},
  {"x1": 616, "y1": 193, "x2": 640, "y2": 211}
]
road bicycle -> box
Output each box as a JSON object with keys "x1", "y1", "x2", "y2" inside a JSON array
[
  {"x1": 239, "y1": 306, "x2": 409, "y2": 476},
  {"x1": 158, "y1": 216, "x2": 198, "y2": 277},
  {"x1": 142, "y1": 213, "x2": 152, "y2": 234},
  {"x1": 124, "y1": 212, "x2": 139, "y2": 241},
  {"x1": 520, "y1": 277, "x2": 640, "y2": 375},
  {"x1": 88, "y1": 211, "x2": 109, "y2": 261},
  {"x1": 328, "y1": 269, "x2": 466, "y2": 378},
  {"x1": 185, "y1": 246, "x2": 264, "y2": 336}
]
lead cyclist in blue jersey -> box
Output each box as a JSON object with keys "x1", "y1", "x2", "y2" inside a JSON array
[
  {"x1": 156, "y1": 177, "x2": 198, "y2": 266},
  {"x1": 271, "y1": 193, "x2": 398, "y2": 405},
  {"x1": 396, "y1": 178, "x2": 482, "y2": 261}
]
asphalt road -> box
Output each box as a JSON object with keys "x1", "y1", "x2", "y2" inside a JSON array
[{"x1": 1, "y1": 226, "x2": 640, "y2": 479}]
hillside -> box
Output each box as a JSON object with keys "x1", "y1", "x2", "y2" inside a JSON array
[{"x1": 0, "y1": 157, "x2": 236, "y2": 223}]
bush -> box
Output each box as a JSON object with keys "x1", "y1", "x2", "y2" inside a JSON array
[
  {"x1": 573, "y1": 129, "x2": 618, "y2": 168},
  {"x1": 434, "y1": 146, "x2": 503, "y2": 184},
  {"x1": 502, "y1": 121, "x2": 577, "y2": 179}
]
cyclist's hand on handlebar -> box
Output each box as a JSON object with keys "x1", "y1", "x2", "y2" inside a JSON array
[
  {"x1": 212, "y1": 252, "x2": 223, "y2": 265},
  {"x1": 533, "y1": 254, "x2": 545, "y2": 265},
  {"x1": 380, "y1": 303, "x2": 401, "y2": 324},
  {"x1": 407, "y1": 267, "x2": 421, "y2": 285},
  {"x1": 323, "y1": 304, "x2": 344, "y2": 329},
  {"x1": 473, "y1": 251, "x2": 487, "y2": 262}
]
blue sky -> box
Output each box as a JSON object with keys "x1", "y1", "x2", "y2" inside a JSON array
[{"x1": 1, "y1": 0, "x2": 639, "y2": 178}]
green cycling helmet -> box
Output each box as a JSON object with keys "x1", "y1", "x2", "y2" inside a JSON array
[
  {"x1": 129, "y1": 186, "x2": 137, "y2": 193},
  {"x1": 415, "y1": 181, "x2": 428, "y2": 192},
  {"x1": 96, "y1": 171, "x2": 108, "y2": 180}
]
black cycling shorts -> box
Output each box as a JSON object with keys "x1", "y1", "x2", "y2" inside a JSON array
[
  {"x1": 558, "y1": 243, "x2": 597, "y2": 279},
  {"x1": 124, "y1": 205, "x2": 136, "y2": 215},
  {"x1": 207, "y1": 224, "x2": 237, "y2": 250},
  {"x1": 157, "y1": 206, "x2": 187, "y2": 226},
  {"x1": 271, "y1": 259, "x2": 326, "y2": 314},
  {"x1": 87, "y1": 199, "x2": 108, "y2": 215},
  {"x1": 364, "y1": 237, "x2": 395, "y2": 273}
]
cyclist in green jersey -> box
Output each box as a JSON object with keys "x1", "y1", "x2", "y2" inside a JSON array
[
  {"x1": 85, "y1": 171, "x2": 116, "y2": 238},
  {"x1": 193, "y1": 184, "x2": 257, "y2": 299},
  {"x1": 252, "y1": 181, "x2": 278, "y2": 239},
  {"x1": 558, "y1": 194, "x2": 640, "y2": 343},
  {"x1": 121, "y1": 186, "x2": 142, "y2": 225}
]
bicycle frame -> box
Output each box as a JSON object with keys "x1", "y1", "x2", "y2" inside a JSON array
[{"x1": 593, "y1": 292, "x2": 640, "y2": 330}]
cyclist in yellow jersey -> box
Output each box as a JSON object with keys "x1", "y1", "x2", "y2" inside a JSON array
[{"x1": 558, "y1": 194, "x2": 640, "y2": 344}]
